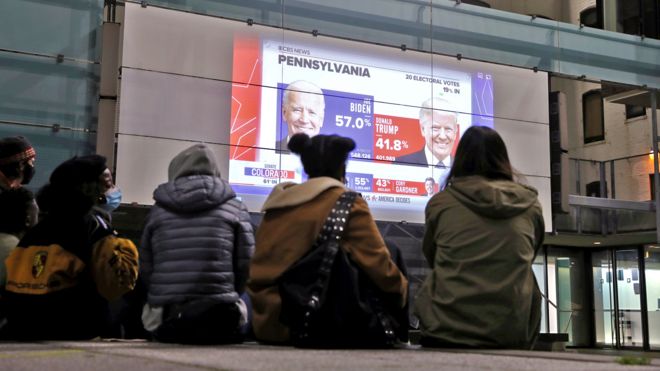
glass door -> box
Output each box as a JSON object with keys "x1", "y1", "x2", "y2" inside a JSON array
[
  {"x1": 615, "y1": 249, "x2": 643, "y2": 348},
  {"x1": 546, "y1": 248, "x2": 590, "y2": 346},
  {"x1": 592, "y1": 248, "x2": 645, "y2": 349},
  {"x1": 592, "y1": 250, "x2": 616, "y2": 347},
  {"x1": 646, "y1": 245, "x2": 660, "y2": 350}
]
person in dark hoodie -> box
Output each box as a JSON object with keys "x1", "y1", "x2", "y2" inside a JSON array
[
  {"x1": 140, "y1": 143, "x2": 255, "y2": 344},
  {"x1": 3, "y1": 155, "x2": 138, "y2": 340},
  {"x1": 414, "y1": 126, "x2": 544, "y2": 349}
]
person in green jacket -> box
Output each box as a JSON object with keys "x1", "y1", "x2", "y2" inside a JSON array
[{"x1": 414, "y1": 125, "x2": 544, "y2": 349}]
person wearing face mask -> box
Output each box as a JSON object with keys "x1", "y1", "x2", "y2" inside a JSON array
[
  {"x1": 95, "y1": 168, "x2": 122, "y2": 222},
  {"x1": 3, "y1": 155, "x2": 138, "y2": 340},
  {"x1": 0, "y1": 136, "x2": 37, "y2": 193}
]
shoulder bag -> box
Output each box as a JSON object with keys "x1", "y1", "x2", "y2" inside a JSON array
[{"x1": 278, "y1": 191, "x2": 403, "y2": 348}]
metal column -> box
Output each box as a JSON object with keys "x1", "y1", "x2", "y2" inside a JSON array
[{"x1": 651, "y1": 90, "x2": 659, "y2": 243}]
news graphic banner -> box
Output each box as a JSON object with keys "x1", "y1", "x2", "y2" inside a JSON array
[
  {"x1": 229, "y1": 37, "x2": 262, "y2": 162},
  {"x1": 276, "y1": 84, "x2": 376, "y2": 160},
  {"x1": 228, "y1": 34, "x2": 494, "y2": 213}
]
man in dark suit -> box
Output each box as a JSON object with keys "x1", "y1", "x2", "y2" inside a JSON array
[
  {"x1": 277, "y1": 80, "x2": 325, "y2": 153},
  {"x1": 423, "y1": 177, "x2": 436, "y2": 197},
  {"x1": 398, "y1": 98, "x2": 457, "y2": 190},
  {"x1": 397, "y1": 98, "x2": 458, "y2": 169}
]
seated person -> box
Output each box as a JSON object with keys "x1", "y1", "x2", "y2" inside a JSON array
[
  {"x1": 0, "y1": 136, "x2": 37, "y2": 192},
  {"x1": 415, "y1": 126, "x2": 544, "y2": 349},
  {"x1": 3, "y1": 155, "x2": 138, "y2": 340},
  {"x1": 248, "y1": 133, "x2": 408, "y2": 345},
  {"x1": 0, "y1": 187, "x2": 38, "y2": 336},
  {"x1": 0, "y1": 188, "x2": 38, "y2": 288},
  {"x1": 140, "y1": 144, "x2": 254, "y2": 344}
]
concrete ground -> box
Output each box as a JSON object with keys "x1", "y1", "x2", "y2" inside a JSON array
[{"x1": 0, "y1": 341, "x2": 658, "y2": 371}]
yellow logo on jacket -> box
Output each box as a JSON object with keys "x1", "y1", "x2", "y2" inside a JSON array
[{"x1": 31, "y1": 251, "x2": 48, "y2": 278}]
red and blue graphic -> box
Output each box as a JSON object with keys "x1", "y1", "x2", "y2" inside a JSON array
[
  {"x1": 471, "y1": 72, "x2": 494, "y2": 128},
  {"x1": 276, "y1": 84, "x2": 375, "y2": 160},
  {"x1": 230, "y1": 36, "x2": 262, "y2": 160}
]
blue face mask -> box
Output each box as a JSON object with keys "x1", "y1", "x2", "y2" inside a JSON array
[{"x1": 102, "y1": 188, "x2": 122, "y2": 212}]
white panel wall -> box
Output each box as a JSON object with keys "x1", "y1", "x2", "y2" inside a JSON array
[
  {"x1": 115, "y1": 135, "x2": 231, "y2": 205},
  {"x1": 118, "y1": 68, "x2": 232, "y2": 144},
  {"x1": 496, "y1": 119, "x2": 550, "y2": 177},
  {"x1": 122, "y1": 3, "x2": 247, "y2": 81},
  {"x1": 432, "y1": 55, "x2": 550, "y2": 124}
]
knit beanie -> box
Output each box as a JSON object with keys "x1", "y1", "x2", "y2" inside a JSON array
[
  {"x1": 288, "y1": 133, "x2": 355, "y2": 179},
  {"x1": 0, "y1": 136, "x2": 35, "y2": 165},
  {"x1": 50, "y1": 154, "x2": 107, "y2": 189},
  {"x1": 36, "y1": 154, "x2": 107, "y2": 215}
]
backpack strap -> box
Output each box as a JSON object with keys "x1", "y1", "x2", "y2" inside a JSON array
[{"x1": 305, "y1": 191, "x2": 358, "y2": 310}]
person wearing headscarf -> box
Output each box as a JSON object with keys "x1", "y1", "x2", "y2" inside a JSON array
[
  {"x1": 0, "y1": 136, "x2": 36, "y2": 192},
  {"x1": 248, "y1": 133, "x2": 408, "y2": 344}
]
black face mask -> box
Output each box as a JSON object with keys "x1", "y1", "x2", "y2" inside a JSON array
[{"x1": 21, "y1": 163, "x2": 35, "y2": 185}]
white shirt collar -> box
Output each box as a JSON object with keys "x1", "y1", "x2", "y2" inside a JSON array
[{"x1": 424, "y1": 146, "x2": 451, "y2": 168}]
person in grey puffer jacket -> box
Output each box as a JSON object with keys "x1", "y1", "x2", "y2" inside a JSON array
[{"x1": 140, "y1": 144, "x2": 255, "y2": 344}]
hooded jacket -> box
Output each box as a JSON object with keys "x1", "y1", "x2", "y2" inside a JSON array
[
  {"x1": 140, "y1": 145, "x2": 254, "y2": 306},
  {"x1": 248, "y1": 177, "x2": 408, "y2": 343},
  {"x1": 414, "y1": 175, "x2": 544, "y2": 349}
]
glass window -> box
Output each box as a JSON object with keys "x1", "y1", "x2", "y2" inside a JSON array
[
  {"x1": 618, "y1": 0, "x2": 641, "y2": 35},
  {"x1": 592, "y1": 250, "x2": 615, "y2": 346},
  {"x1": 650, "y1": 174, "x2": 657, "y2": 201},
  {"x1": 580, "y1": 6, "x2": 602, "y2": 29},
  {"x1": 533, "y1": 252, "x2": 548, "y2": 333},
  {"x1": 641, "y1": 0, "x2": 660, "y2": 39},
  {"x1": 618, "y1": 0, "x2": 660, "y2": 39},
  {"x1": 461, "y1": 0, "x2": 491, "y2": 7},
  {"x1": 546, "y1": 248, "x2": 590, "y2": 346},
  {"x1": 645, "y1": 245, "x2": 660, "y2": 350},
  {"x1": 529, "y1": 14, "x2": 554, "y2": 21},
  {"x1": 583, "y1": 90, "x2": 604, "y2": 144},
  {"x1": 626, "y1": 104, "x2": 646, "y2": 120},
  {"x1": 615, "y1": 249, "x2": 643, "y2": 348}
]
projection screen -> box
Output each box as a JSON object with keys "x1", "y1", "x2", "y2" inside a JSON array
[{"x1": 116, "y1": 3, "x2": 552, "y2": 229}]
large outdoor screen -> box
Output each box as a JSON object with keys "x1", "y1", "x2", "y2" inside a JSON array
[
  {"x1": 116, "y1": 3, "x2": 551, "y2": 226},
  {"x1": 228, "y1": 35, "x2": 496, "y2": 220}
]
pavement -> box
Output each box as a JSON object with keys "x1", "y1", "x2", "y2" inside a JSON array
[{"x1": 0, "y1": 340, "x2": 659, "y2": 371}]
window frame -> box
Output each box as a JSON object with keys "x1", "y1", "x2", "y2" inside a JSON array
[
  {"x1": 582, "y1": 89, "x2": 605, "y2": 144},
  {"x1": 625, "y1": 104, "x2": 646, "y2": 120},
  {"x1": 580, "y1": 4, "x2": 603, "y2": 29}
]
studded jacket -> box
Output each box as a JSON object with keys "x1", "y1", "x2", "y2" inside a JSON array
[{"x1": 248, "y1": 177, "x2": 408, "y2": 343}]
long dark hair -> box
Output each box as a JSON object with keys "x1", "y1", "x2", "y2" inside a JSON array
[{"x1": 446, "y1": 126, "x2": 513, "y2": 183}]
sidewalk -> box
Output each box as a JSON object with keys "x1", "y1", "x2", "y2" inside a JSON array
[{"x1": 0, "y1": 341, "x2": 658, "y2": 371}]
